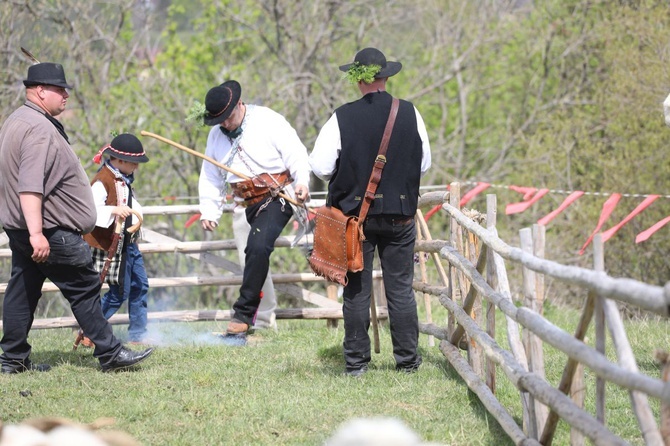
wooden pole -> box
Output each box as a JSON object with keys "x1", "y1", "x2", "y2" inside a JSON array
[
  {"x1": 370, "y1": 285, "x2": 381, "y2": 354},
  {"x1": 520, "y1": 227, "x2": 547, "y2": 437},
  {"x1": 416, "y1": 211, "x2": 434, "y2": 347},
  {"x1": 140, "y1": 130, "x2": 309, "y2": 211},
  {"x1": 594, "y1": 235, "x2": 664, "y2": 445},
  {"x1": 570, "y1": 361, "x2": 586, "y2": 446},
  {"x1": 485, "y1": 194, "x2": 497, "y2": 393},
  {"x1": 466, "y1": 231, "x2": 484, "y2": 377},
  {"x1": 540, "y1": 293, "x2": 595, "y2": 445},
  {"x1": 594, "y1": 234, "x2": 607, "y2": 423},
  {"x1": 655, "y1": 349, "x2": 670, "y2": 445},
  {"x1": 448, "y1": 182, "x2": 461, "y2": 336}
]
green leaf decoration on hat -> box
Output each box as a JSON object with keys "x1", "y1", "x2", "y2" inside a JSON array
[
  {"x1": 185, "y1": 100, "x2": 207, "y2": 127},
  {"x1": 343, "y1": 62, "x2": 381, "y2": 85}
]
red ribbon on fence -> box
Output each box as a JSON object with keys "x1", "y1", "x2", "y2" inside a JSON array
[
  {"x1": 185, "y1": 213, "x2": 202, "y2": 228},
  {"x1": 601, "y1": 195, "x2": 660, "y2": 243},
  {"x1": 506, "y1": 187, "x2": 549, "y2": 215},
  {"x1": 579, "y1": 193, "x2": 621, "y2": 255},
  {"x1": 537, "y1": 191, "x2": 584, "y2": 226},
  {"x1": 460, "y1": 182, "x2": 491, "y2": 206},
  {"x1": 636, "y1": 215, "x2": 670, "y2": 243}
]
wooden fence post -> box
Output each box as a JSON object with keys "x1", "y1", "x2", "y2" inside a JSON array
[
  {"x1": 655, "y1": 350, "x2": 670, "y2": 445},
  {"x1": 593, "y1": 236, "x2": 664, "y2": 445},
  {"x1": 594, "y1": 234, "x2": 607, "y2": 423},
  {"x1": 416, "y1": 211, "x2": 434, "y2": 347},
  {"x1": 326, "y1": 283, "x2": 339, "y2": 328},
  {"x1": 520, "y1": 227, "x2": 547, "y2": 437},
  {"x1": 448, "y1": 182, "x2": 461, "y2": 336},
  {"x1": 485, "y1": 194, "x2": 497, "y2": 393},
  {"x1": 570, "y1": 361, "x2": 586, "y2": 446}
]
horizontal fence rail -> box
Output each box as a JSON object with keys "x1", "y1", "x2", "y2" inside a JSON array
[{"x1": 0, "y1": 186, "x2": 667, "y2": 445}]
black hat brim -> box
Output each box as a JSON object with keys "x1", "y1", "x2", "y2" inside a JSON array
[
  {"x1": 338, "y1": 61, "x2": 402, "y2": 78},
  {"x1": 204, "y1": 81, "x2": 242, "y2": 126},
  {"x1": 23, "y1": 80, "x2": 74, "y2": 89},
  {"x1": 110, "y1": 152, "x2": 150, "y2": 163}
]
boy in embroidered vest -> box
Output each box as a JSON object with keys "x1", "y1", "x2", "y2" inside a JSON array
[{"x1": 80, "y1": 133, "x2": 151, "y2": 346}]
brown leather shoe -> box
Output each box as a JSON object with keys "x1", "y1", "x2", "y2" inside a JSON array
[{"x1": 226, "y1": 319, "x2": 249, "y2": 334}]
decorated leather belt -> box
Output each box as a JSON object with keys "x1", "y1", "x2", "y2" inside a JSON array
[{"x1": 230, "y1": 170, "x2": 292, "y2": 207}]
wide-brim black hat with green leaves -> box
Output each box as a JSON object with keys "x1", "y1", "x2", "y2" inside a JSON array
[
  {"x1": 338, "y1": 47, "x2": 402, "y2": 79},
  {"x1": 203, "y1": 80, "x2": 242, "y2": 126}
]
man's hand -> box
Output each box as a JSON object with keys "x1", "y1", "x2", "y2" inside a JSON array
[
  {"x1": 30, "y1": 233, "x2": 50, "y2": 263},
  {"x1": 294, "y1": 184, "x2": 310, "y2": 204},
  {"x1": 201, "y1": 219, "x2": 218, "y2": 232}
]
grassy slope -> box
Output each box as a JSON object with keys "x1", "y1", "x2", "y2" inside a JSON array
[{"x1": 0, "y1": 308, "x2": 666, "y2": 445}]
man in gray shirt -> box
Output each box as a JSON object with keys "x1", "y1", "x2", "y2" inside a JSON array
[{"x1": 0, "y1": 61, "x2": 153, "y2": 373}]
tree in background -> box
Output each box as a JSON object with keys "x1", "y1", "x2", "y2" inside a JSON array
[{"x1": 0, "y1": 0, "x2": 668, "y2": 315}]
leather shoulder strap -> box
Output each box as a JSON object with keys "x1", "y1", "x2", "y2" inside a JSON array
[{"x1": 358, "y1": 97, "x2": 399, "y2": 222}]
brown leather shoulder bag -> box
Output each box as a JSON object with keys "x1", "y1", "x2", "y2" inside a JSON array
[{"x1": 309, "y1": 97, "x2": 399, "y2": 286}]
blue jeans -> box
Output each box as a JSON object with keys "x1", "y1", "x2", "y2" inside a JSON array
[
  {"x1": 342, "y1": 215, "x2": 421, "y2": 372},
  {"x1": 1, "y1": 228, "x2": 122, "y2": 367},
  {"x1": 101, "y1": 243, "x2": 149, "y2": 342}
]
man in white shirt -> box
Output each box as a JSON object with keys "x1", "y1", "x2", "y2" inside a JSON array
[
  {"x1": 198, "y1": 80, "x2": 310, "y2": 343},
  {"x1": 310, "y1": 48, "x2": 431, "y2": 376}
]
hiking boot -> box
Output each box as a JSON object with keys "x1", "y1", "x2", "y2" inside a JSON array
[
  {"x1": 218, "y1": 332, "x2": 247, "y2": 346},
  {"x1": 344, "y1": 365, "x2": 368, "y2": 377},
  {"x1": 396, "y1": 356, "x2": 422, "y2": 374},
  {"x1": 1, "y1": 359, "x2": 52, "y2": 374},
  {"x1": 226, "y1": 319, "x2": 249, "y2": 335}
]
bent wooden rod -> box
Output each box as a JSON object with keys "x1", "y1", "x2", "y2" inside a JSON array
[{"x1": 140, "y1": 130, "x2": 310, "y2": 211}]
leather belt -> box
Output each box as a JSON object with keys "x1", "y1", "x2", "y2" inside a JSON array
[{"x1": 230, "y1": 170, "x2": 292, "y2": 207}]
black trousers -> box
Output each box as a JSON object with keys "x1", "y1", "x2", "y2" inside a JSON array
[
  {"x1": 342, "y1": 215, "x2": 421, "y2": 371},
  {"x1": 232, "y1": 197, "x2": 292, "y2": 325},
  {"x1": 1, "y1": 228, "x2": 122, "y2": 367}
]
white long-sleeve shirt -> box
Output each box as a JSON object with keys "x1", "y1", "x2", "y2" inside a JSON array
[
  {"x1": 199, "y1": 104, "x2": 310, "y2": 222},
  {"x1": 310, "y1": 106, "x2": 432, "y2": 181},
  {"x1": 91, "y1": 172, "x2": 144, "y2": 229}
]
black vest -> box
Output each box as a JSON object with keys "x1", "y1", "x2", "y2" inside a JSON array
[{"x1": 328, "y1": 91, "x2": 423, "y2": 217}]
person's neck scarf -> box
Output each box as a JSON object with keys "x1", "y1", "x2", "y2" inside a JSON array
[
  {"x1": 103, "y1": 160, "x2": 135, "y2": 186},
  {"x1": 220, "y1": 125, "x2": 242, "y2": 139}
]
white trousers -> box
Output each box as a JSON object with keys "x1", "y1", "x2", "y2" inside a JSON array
[{"x1": 232, "y1": 205, "x2": 277, "y2": 327}]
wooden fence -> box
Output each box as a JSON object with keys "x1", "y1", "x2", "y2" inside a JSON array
[{"x1": 0, "y1": 186, "x2": 668, "y2": 445}]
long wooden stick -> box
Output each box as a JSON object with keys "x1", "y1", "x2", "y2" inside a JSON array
[
  {"x1": 140, "y1": 130, "x2": 310, "y2": 211},
  {"x1": 370, "y1": 285, "x2": 381, "y2": 354}
]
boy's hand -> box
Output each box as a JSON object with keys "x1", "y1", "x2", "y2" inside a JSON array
[
  {"x1": 201, "y1": 219, "x2": 218, "y2": 231},
  {"x1": 112, "y1": 206, "x2": 133, "y2": 218}
]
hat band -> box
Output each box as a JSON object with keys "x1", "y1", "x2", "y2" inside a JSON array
[
  {"x1": 92, "y1": 144, "x2": 146, "y2": 164},
  {"x1": 211, "y1": 86, "x2": 234, "y2": 118}
]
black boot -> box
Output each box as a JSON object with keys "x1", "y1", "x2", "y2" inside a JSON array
[{"x1": 101, "y1": 346, "x2": 154, "y2": 372}]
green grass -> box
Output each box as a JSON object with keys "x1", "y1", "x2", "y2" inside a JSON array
[{"x1": 0, "y1": 309, "x2": 666, "y2": 445}]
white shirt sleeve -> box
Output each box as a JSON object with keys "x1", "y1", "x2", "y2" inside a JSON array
[
  {"x1": 198, "y1": 128, "x2": 228, "y2": 222},
  {"x1": 271, "y1": 113, "x2": 311, "y2": 187},
  {"x1": 415, "y1": 106, "x2": 431, "y2": 176},
  {"x1": 309, "y1": 113, "x2": 341, "y2": 181},
  {"x1": 92, "y1": 181, "x2": 114, "y2": 228}
]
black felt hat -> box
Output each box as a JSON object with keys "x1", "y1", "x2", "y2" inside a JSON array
[
  {"x1": 93, "y1": 133, "x2": 149, "y2": 164},
  {"x1": 338, "y1": 48, "x2": 402, "y2": 78},
  {"x1": 23, "y1": 62, "x2": 73, "y2": 89},
  {"x1": 203, "y1": 80, "x2": 242, "y2": 126}
]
